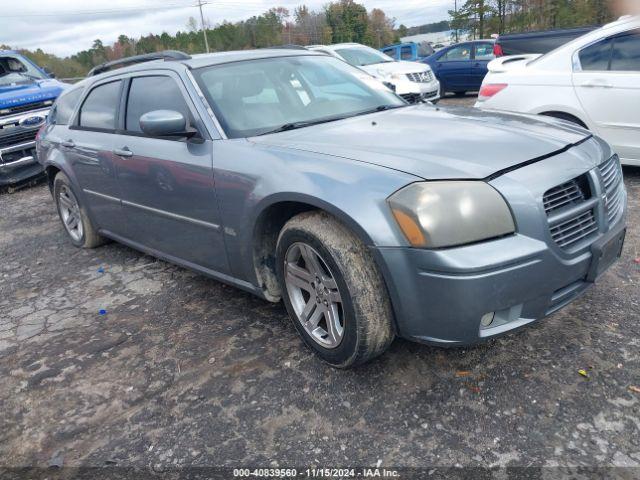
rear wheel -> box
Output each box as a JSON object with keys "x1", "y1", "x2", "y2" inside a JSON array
[
  {"x1": 54, "y1": 172, "x2": 106, "y2": 248},
  {"x1": 276, "y1": 211, "x2": 394, "y2": 368}
]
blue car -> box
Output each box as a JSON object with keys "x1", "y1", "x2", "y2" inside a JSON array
[
  {"x1": 380, "y1": 42, "x2": 434, "y2": 62},
  {"x1": 0, "y1": 50, "x2": 68, "y2": 188},
  {"x1": 423, "y1": 40, "x2": 495, "y2": 96}
]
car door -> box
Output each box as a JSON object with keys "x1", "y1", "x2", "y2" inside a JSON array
[
  {"x1": 114, "y1": 72, "x2": 229, "y2": 274},
  {"x1": 67, "y1": 79, "x2": 125, "y2": 234},
  {"x1": 471, "y1": 42, "x2": 495, "y2": 90},
  {"x1": 434, "y1": 44, "x2": 473, "y2": 92},
  {"x1": 573, "y1": 29, "x2": 640, "y2": 163}
]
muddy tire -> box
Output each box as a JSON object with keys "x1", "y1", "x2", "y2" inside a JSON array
[
  {"x1": 53, "y1": 172, "x2": 106, "y2": 248},
  {"x1": 276, "y1": 211, "x2": 394, "y2": 368}
]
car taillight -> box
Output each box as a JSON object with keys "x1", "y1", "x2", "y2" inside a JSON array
[
  {"x1": 478, "y1": 83, "x2": 508, "y2": 101},
  {"x1": 493, "y1": 43, "x2": 504, "y2": 57}
]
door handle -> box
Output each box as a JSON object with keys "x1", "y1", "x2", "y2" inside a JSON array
[
  {"x1": 581, "y1": 81, "x2": 613, "y2": 89},
  {"x1": 61, "y1": 140, "x2": 75, "y2": 148},
  {"x1": 113, "y1": 147, "x2": 133, "y2": 157}
]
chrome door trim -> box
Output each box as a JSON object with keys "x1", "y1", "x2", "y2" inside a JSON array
[{"x1": 83, "y1": 188, "x2": 221, "y2": 230}]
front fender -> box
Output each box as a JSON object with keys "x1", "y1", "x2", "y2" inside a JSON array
[{"x1": 212, "y1": 140, "x2": 419, "y2": 284}]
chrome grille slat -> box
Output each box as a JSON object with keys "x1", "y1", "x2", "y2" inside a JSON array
[
  {"x1": 550, "y1": 210, "x2": 598, "y2": 248},
  {"x1": 406, "y1": 71, "x2": 433, "y2": 83},
  {"x1": 0, "y1": 129, "x2": 38, "y2": 149},
  {"x1": 599, "y1": 155, "x2": 624, "y2": 224}
]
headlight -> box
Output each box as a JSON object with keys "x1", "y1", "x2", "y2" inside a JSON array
[{"x1": 387, "y1": 181, "x2": 515, "y2": 248}]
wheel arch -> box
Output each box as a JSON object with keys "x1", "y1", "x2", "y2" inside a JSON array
[{"x1": 250, "y1": 193, "x2": 378, "y2": 302}]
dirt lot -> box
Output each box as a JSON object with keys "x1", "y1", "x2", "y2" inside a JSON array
[{"x1": 1, "y1": 96, "x2": 640, "y2": 475}]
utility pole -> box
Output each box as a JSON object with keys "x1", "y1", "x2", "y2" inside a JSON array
[
  {"x1": 197, "y1": 0, "x2": 210, "y2": 53},
  {"x1": 454, "y1": 0, "x2": 459, "y2": 43}
]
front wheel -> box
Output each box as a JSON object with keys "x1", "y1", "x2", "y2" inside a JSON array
[{"x1": 276, "y1": 212, "x2": 395, "y2": 368}]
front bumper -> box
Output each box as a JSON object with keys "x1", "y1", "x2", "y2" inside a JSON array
[
  {"x1": 376, "y1": 142, "x2": 627, "y2": 346},
  {"x1": 0, "y1": 139, "x2": 43, "y2": 187},
  {"x1": 394, "y1": 78, "x2": 440, "y2": 103},
  {"x1": 376, "y1": 217, "x2": 625, "y2": 345}
]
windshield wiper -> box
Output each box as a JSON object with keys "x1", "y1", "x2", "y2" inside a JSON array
[
  {"x1": 256, "y1": 105, "x2": 405, "y2": 136},
  {"x1": 257, "y1": 116, "x2": 351, "y2": 136}
]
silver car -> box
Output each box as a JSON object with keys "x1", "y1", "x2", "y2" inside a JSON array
[{"x1": 37, "y1": 49, "x2": 627, "y2": 368}]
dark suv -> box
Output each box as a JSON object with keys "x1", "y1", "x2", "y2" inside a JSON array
[{"x1": 37, "y1": 50, "x2": 626, "y2": 367}]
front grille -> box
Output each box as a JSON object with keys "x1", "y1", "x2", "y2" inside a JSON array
[
  {"x1": 0, "y1": 101, "x2": 52, "y2": 117},
  {"x1": 599, "y1": 155, "x2": 624, "y2": 224},
  {"x1": 543, "y1": 173, "x2": 597, "y2": 249},
  {"x1": 543, "y1": 179, "x2": 587, "y2": 214},
  {"x1": 406, "y1": 71, "x2": 433, "y2": 83},
  {"x1": 549, "y1": 209, "x2": 599, "y2": 249},
  {"x1": 400, "y1": 93, "x2": 422, "y2": 104},
  {"x1": 542, "y1": 155, "x2": 624, "y2": 251},
  {"x1": 0, "y1": 129, "x2": 38, "y2": 149}
]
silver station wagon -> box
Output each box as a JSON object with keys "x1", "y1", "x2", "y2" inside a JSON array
[{"x1": 37, "y1": 49, "x2": 627, "y2": 367}]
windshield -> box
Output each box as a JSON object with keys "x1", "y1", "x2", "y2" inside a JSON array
[
  {"x1": 0, "y1": 55, "x2": 47, "y2": 86},
  {"x1": 194, "y1": 55, "x2": 405, "y2": 138},
  {"x1": 335, "y1": 47, "x2": 394, "y2": 66}
]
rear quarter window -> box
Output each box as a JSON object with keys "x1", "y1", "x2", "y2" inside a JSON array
[{"x1": 50, "y1": 87, "x2": 84, "y2": 125}]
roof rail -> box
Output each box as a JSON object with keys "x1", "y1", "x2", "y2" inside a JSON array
[
  {"x1": 266, "y1": 45, "x2": 309, "y2": 50},
  {"x1": 88, "y1": 50, "x2": 191, "y2": 76}
]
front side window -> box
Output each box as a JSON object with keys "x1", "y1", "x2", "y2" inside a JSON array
[
  {"x1": 578, "y1": 38, "x2": 613, "y2": 71},
  {"x1": 610, "y1": 31, "x2": 640, "y2": 71},
  {"x1": 0, "y1": 55, "x2": 47, "y2": 86},
  {"x1": 51, "y1": 87, "x2": 84, "y2": 125},
  {"x1": 335, "y1": 47, "x2": 394, "y2": 66},
  {"x1": 442, "y1": 45, "x2": 471, "y2": 61},
  {"x1": 79, "y1": 81, "x2": 121, "y2": 130},
  {"x1": 194, "y1": 55, "x2": 405, "y2": 138},
  {"x1": 400, "y1": 46, "x2": 413, "y2": 60},
  {"x1": 125, "y1": 76, "x2": 192, "y2": 133},
  {"x1": 474, "y1": 43, "x2": 495, "y2": 60}
]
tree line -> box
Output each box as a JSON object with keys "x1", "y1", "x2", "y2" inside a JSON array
[
  {"x1": 450, "y1": 0, "x2": 616, "y2": 40},
  {"x1": 2, "y1": 0, "x2": 396, "y2": 78},
  {"x1": 1, "y1": 0, "x2": 619, "y2": 79}
]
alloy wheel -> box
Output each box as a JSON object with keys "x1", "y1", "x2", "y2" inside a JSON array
[
  {"x1": 284, "y1": 242, "x2": 344, "y2": 349},
  {"x1": 58, "y1": 185, "x2": 84, "y2": 242}
]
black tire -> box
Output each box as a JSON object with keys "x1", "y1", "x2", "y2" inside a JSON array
[
  {"x1": 53, "y1": 172, "x2": 106, "y2": 248},
  {"x1": 540, "y1": 112, "x2": 588, "y2": 129},
  {"x1": 276, "y1": 211, "x2": 394, "y2": 368}
]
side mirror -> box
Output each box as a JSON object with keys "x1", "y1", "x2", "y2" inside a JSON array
[
  {"x1": 43, "y1": 67, "x2": 56, "y2": 78},
  {"x1": 139, "y1": 110, "x2": 196, "y2": 138}
]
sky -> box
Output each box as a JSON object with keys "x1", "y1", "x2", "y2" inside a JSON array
[{"x1": 0, "y1": 0, "x2": 453, "y2": 57}]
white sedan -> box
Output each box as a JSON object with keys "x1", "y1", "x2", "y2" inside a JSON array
[
  {"x1": 476, "y1": 15, "x2": 640, "y2": 166},
  {"x1": 308, "y1": 43, "x2": 440, "y2": 104}
]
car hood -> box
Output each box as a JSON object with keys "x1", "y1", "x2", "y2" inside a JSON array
[
  {"x1": 360, "y1": 60, "x2": 430, "y2": 77},
  {"x1": 0, "y1": 78, "x2": 68, "y2": 110},
  {"x1": 251, "y1": 104, "x2": 591, "y2": 180}
]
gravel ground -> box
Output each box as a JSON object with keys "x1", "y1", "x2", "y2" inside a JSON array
[{"x1": 1, "y1": 96, "x2": 639, "y2": 475}]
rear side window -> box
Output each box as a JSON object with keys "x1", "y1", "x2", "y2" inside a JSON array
[
  {"x1": 442, "y1": 45, "x2": 471, "y2": 61},
  {"x1": 79, "y1": 81, "x2": 121, "y2": 130},
  {"x1": 474, "y1": 42, "x2": 495, "y2": 60},
  {"x1": 579, "y1": 38, "x2": 612, "y2": 71},
  {"x1": 125, "y1": 76, "x2": 192, "y2": 133},
  {"x1": 51, "y1": 87, "x2": 84, "y2": 125},
  {"x1": 610, "y1": 31, "x2": 640, "y2": 71},
  {"x1": 400, "y1": 46, "x2": 413, "y2": 60}
]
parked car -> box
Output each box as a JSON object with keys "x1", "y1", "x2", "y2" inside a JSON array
[
  {"x1": 0, "y1": 50, "x2": 68, "y2": 188},
  {"x1": 423, "y1": 39, "x2": 495, "y2": 96},
  {"x1": 493, "y1": 25, "x2": 598, "y2": 56},
  {"x1": 477, "y1": 15, "x2": 640, "y2": 166},
  {"x1": 38, "y1": 49, "x2": 626, "y2": 367},
  {"x1": 307, "y1": 43, "x2": 440, "y2": 103},
  {"x1": 380, "y1": 42, "x2": 435, "y2": 62}
]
